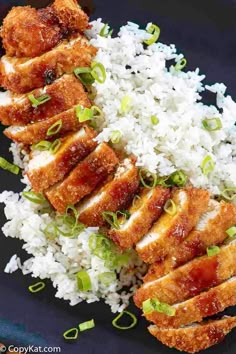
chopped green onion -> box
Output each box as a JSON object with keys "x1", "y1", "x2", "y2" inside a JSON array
[
  {"x1": 102, "y1": 211, "x2": 120, "y2": 229},
  {"x1": 77, "y1": 270, "x2": 92, "y2": 292},
  {"x1": 28, "y1": 281, "x2": 46, "y2": 293},
  {"x1": 201, "y1": 155, "x2": 215, "y2": 176},
  {"x1": 99, "y1": 23, "x2": 113, "y2": 37},
  {"x1": 63, "y1": 328, "x2": 79, "y2": 341},
  {"x1": 0, "y1": 157, "x2": 20, "y2": 175},
  {"x1": 98, "y1": 272, "x2": 116, "y2": 286},
  {"x1": 174, "y1": 58, "x2": 187, "y2": 71},
  {"x1": 31, "y1": 140, "x2": 52, "y2": 151},
  {"x1": 139, "y1": 169, "x2": 158, "y2": 189},
  {"x1": 76, "y1": 105, "x2": 93, "y2": 122},
  {"x1": 55, "y1": 206, "x2": 84, "y2": 238},
  {"x1": 43, "y1": 222, "x2": 58, "y2": 240},
  {"x1": 50, "y1": 139, "x2": 61, "y2": 154},
  {"x1": 207, "y1": 245, "x2": 220, "y2": 257},
  {"x1": 202, "y1": 118, "x2": 222, "y2": 131},
  {"x1": 46, "y1": 119, "x2": 62, "y2": 136},
  {"x1": 144, "y1": 23, "x2": 160, "y2": 46},
  {"x1": 78, "y1": 319, "x2": 95, "y2": 332},
  {"x1": 112, "y1": 310, "x2": 137, "y2": 330},
  {"x1": 91, "y1": 62, "x2": 107, "y2": 84},
  {"x1": 169, "y1": 170, "x2": 188, "y2": 187},
  {"x1": 74, "y1": 67, "x2": 95, "y2": 85},
  {"x1": 226, "y1": 226, "x2": 236, "y2": 238},
  {"x1": 132, "y1": 194, "x2": 141, "y2": 208},
  {"x1": 119, "y1": 95, "x2": 132, "y2": 114},
  {"x1": 151, "y1": 115, "x2": 159, "y2": 125},
  {"x1": 221, "y1": 188, "x2": 236, "y2": 201},
  {"x1": 164, "y1": 199, "x2": 177, "y2": 216},
  {"x1": 22, "y1": 191, "x2": 46, "y2": 204},
  {"x1": 91, "y1": 105, "x2": 103, "y2": 118},
  {"x1": 143, "y1": 298, "x2": 176, "y2": 316},
  {"x1": 110, "y1": 130, "x2": 122, "y2": 144},
  {"x1": 156, "y1": 176, "x2": 172, "y2": 187},
  {"x1": 28, "y1": 93, "x2": 51, "y2": 108},
  {"x1": 142, "y1": 299, "x2": 155, "y2": 314}
]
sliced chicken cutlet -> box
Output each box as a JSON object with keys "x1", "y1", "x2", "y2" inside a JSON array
[
  {"x1": 0, "y1": 75, "x2": 90, "y2": 126},
  {"x1": 136, "y1": 187, "x2": 210, "y2": 263},
  {"x1": 78, "y1": 158, "x2": 140, "y2": 227},
  {"x1": 145, "y1": 200, "x2": 236, "y2": 281},
  {"x1": 45, "y1": 143, "x2": 119, "y2": 213},
  {"x1": 108, "y1": 186, "x2": 171, "y2": 250},
  {"x1": 145, "y1": 277, "x2": 236, "y2": 328},
  {"x1": 4, "y1": 106, "x2": 83, "y2": 145},
  {"x1": 27, "y1": 126, "x2": 97, "y2": 192},
  {"x1": 148, "y1": 317, "x2": 236, "y2": 353},
  {"x1": 134, "y1": 241, "x2": 236, "y2": 308},
  {"x1": 0, "y1": 34, "x2": 97, "y2": 93}
]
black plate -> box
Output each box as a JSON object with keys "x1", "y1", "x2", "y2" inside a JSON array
[{"x1": 0, "y1": 0, "x2": 236, "y2": 353}]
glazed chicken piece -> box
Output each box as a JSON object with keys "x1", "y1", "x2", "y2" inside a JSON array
[
  {"x1": 77, "y1": 158, "x2": 140, "y2": 227},
  {"x1": 27, "y1": 127, "x2": 97, "y2": 192},
  {"x1": 0, "y1": 33, "x2": 97, "y2": 93},
  {"x1": 108, "y1": 186, "x2": 171, "y2": 250},
  {"x1": 145, "y1": 276, "x2": 236, "y2": 329},
  {"x1": 0, "y1": 75, "x2": 90, "y2": 126},
  {"x1": 136, "y1": 187, "x2": 210, "y2": 263},
  {"x1": 144, "y1": 200, "x2": 236, "y2": 282},
  {"x1": 134, "y1": 241, "x2": 236, "y2": 308},
  {"x1": 45, "y1": 143, "x2": 119, "y2": 213},
  {"x1": 148, "y1": 317, "x2": 236, "y2": 353},
  {"x1": 0, "y1": 0, "x2": 89, "y2": 58}
]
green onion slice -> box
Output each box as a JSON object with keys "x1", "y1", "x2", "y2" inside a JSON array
[
  {"x1": 98, "y1": 272, "x2": 116, "y2": 286},
  {"x1": 76, "y1": 105, "x2": 93, "y2": 122},
  {"x1": 78, "y1": 319, "x2": 95, "y2": 332},
  {"x1": 132, "y1": 194, "x2": 141, "y2": 208},
  {"x1": 31, "y1": 140, "x2": 52, "y2": 151},
  {"x1": 50, "y1": 139, "x2": 61, "y2": 154},
  {"x1": 28, "y1": 93, "x2": 51, "y2": 108},
  {"x1": 77, "y1": 270, "x2": 92, "y2": 292},
  {"x1": 144, "y1": 23, "x2": 160, "y2": 46},
  {"x1": 151, "y1": 115, "x2": 159, "y2": 125},
  {"x1": 207, "y1": 245, "x2": 220, "y2": 257},
  {"x1": 169, "y1": 170, "x2": 188, "y2": 187},
  {"x1": 47, "y1": 119, "x2": 62, "y2": 136},
  {"x1": 102, "y1": 211, "x2": 120, "y2": 229},
  {"x1": 91, "y1": 105, "x2": 103, "y2": 118},
  {"x1": 91, "y1": 62, "x2": 107, "y2": 84},
  {"x1": 99, "y1": 23, "x2": 113, "y2": 37},
  {"x1": 63, "y1": 328, "x2": 79, "y2": 341},
  {"x1": 74, "y1": 67, "x2": 95, "y2": 85},
  {"x1": 43, "y1": 222, "x2": 58, "y2": 240},
  {"x1": 22, "y1": 191, "x2": 46, "y2": 204},
  {"x1": 201, "y1": 155, "x2": 215, "y2": 176},
  {"x1": 110, "y1": 130, "x2": 122, "y2": 144},
  {"x1": 226, "y1": 226, "x2": 236, "y2": 238},
  {"x1": 0, "y1": 157, "x2": 20, "y2": 175},
  {"x1": 174, "y1": 58, "x2": 187, "y2": 71},
  {"x1": 143, "y1": 298, "x2": 176, "y2": 316},
  {"x1": 164, "y1": 199, "x2": 177, "y2": 216},
  {"x1": 119, "y1": 95, "x2": 132, "y2": 114},
  {"x1": 142, "y1": 299, "x2": 155, "y2": 314},
  {"x1": 221, "y1": 188, "x2": 236, "y2": 201},
  {"x1": 28, "y1": 281, "x2": 46, "y2": 293},
  {"x1": 139, "y1": 169, "x2": 158, "y2": 189},
  {"x1": 112, "y1": 310, "x2": 138, "y2": 330},
  {"x1": 202, "y1": 118, "x2": 222, "y2": 131}
]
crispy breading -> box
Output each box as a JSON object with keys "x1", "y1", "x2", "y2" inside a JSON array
[
  {"x1": 45, "y1": 143, "x2": 119, "y2": 213},
  {"x1": 0, "y1": 75, "x2": 90, "y2": 126},
  {"x1": 0, "y1": 34, "x2": 97, "y2": 93},
  {"x1": 144, "y1": 200, "x2": 236, "y2": 282},
  {"x1": 27, "y1": 127, "x2": 97, "y2": 192},
  {"x1": 78, "y1": 159, "x2": 140, "y2": 227},
  {"x1": 134, "y1": 242, "x2": 236, "y2": 308},
  {"x1": 108, "y1": 186, "x2": 171, "y2": 250},
  {"x1": 148, "y1": 317, "x2": 236, "y2": 353},
  {"x1": 136, "y1": 187, "x2": 210, "y2": 263},
  {"x1": 145, "y1": 277, "x2": 236, "y2": 328}
]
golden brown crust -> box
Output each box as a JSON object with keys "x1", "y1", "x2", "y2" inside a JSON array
[
  {"x1": 148, "y1": 317, "x2": 236, "y2": 353},
  {"x1": 136, "y1": 187, "x2": 210, "y2": 263},
  {"x1": 45, "y1": 143, "x2": 119, "y2": 213},
  {"x1": 108, "y1": 186, "x2": 171, "y2": 250},
  {"x1": 27, "y1": 127, "x2": 97, "y2": 192},
  {"x1": 0, "y1": 75, "x2": 90, "y2": 126}
]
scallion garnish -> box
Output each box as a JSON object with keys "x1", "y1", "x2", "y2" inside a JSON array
[
  {"x1": 142, "y1": 299, "x2": 155, "y2": 314},
  {"x1": 78, "y1": 319, "x2": 95, "y2": 332},
  {"x1": 102, "y1": 211, "x2": 120, "y2": 229},
  {"x1": 91, "y1": 105, "x2": 103, "y2": 118},
  {"x1": 99, "y1": 23, "x2": 113, "y2": 37},
  {"x1": 169, "y1": 170, "x2": 188, "y2": 187},
  {"x1": 63, "y1": 328, "x2": 79, "y2": 341},
  {"x1": 151, "y1": 115, "x2": 159, "y2": 125},
  {"x1": 139, "y1": 168, "x2": 158, "y2": 189},
  {"x1": 50, "y1": 139, "x2": 61, "y2": 154},
  {"x1": 0, "y1": 157, "x2": 20, "y2": 175},
  {"x1": 28, "y1": 93, "x2": 51, "y2": 108},
  {"x1": 207, "y1": 245, "x2": 220, "y2": 257},
  {"x1": 174, "y1": 58, "x2": 187, "y2": 71},
  {"x1": 164, "y1": 199, "x2": 177, "y2": 216},
  {"x1": 142, "y1": 298, "x2": 176, "y2": 316},
  {"x1": 119, "y1": 95, "x2": 132, "y2": 114},
  {"x1": 76, "y1": 105, "x2": 94, "y2": 122},
  {"x1": 28, "y1": 281, "x2": 46, "y2": 293},
  {"x1": 110, "y1": 130, "x2": 122, "y2": 144},
  {"x1": 226, "y1": 226, "x2": 236, "y2": 238},
  {"x1": 43, "y1": 222, "x2": 58, "y2": 240},
  {"x1": 221, "y1": 188, "x2": 236, "y2": 201},
  {"x1": 98, "y1": 272, "x2": 116, "y2": 286},
  {"x1": 202, "y1": 118, "x2": 222, "y2": 131},
  {"x1": 55, "y1": 205, "x2": 84, "y2": 238},
  {"x1": 112, "y1": 310, "x2": 137, "y2": 330},
  {"x1": 47, "y1": 119, "x2": 62, "y2": 136},
  {"x1": 132, "y1": 194, "x2": 141, "y2": 207},
  {"x1": 201, "y1": 155, "x2": 215, "y2": 176},
  {"x1": 74, "y1": 67, "x2": 95, "y2": 85},
  {"x1": 91, "y1": 62, "x2": 107, "y2": 84},
  {"x1": 22, "y1": 191, "x2": 46, "y2": 204},
  {"x1": 77, "y1": 270, "x2": 92, "y2": 292},
  {"x1": 31, "y1": 140, "x2": 52, "y2": 151},
  {"x1": 144, "y1": 23, "x2": 160, "y2": 46}
]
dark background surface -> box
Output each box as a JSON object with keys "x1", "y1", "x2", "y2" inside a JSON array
[{"x1": 0, "y1": 0, "x2": 236, "y2": 353}]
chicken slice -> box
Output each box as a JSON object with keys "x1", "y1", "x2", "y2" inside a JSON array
[
  {"x1": 148, "y1": 317, "x2": 236, "y2": 353},
  {"x1": 0, "y1": 75, "x2": 90, "y2": 126},
  {"x1": 134, "y1": 241, "x2": 236, "y2": 308},
  {"x1": 0, "y1": 34, "x2": 97, "y2": 93},
  {"x1": 144, "y1": 200, "x2": 236, "y2": 282},
  {"x1": 136, "y1": 187, "x2": 210, "y2": 263},
  {"x1": 78, "y1": 158, "x2": 140, "y2": 227},
  {"x1": 27, "y1": 126, "x2": 97, "y2": 192},
  {"x1": 108, "y1": 186, "x2": 171, "y2": 250},
  {"x1": 145, "y1": 277, "x2": 236, "y2": 328},
  {"x1": 45, "y1": 143, "x2": 119, "y2": 213}
]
